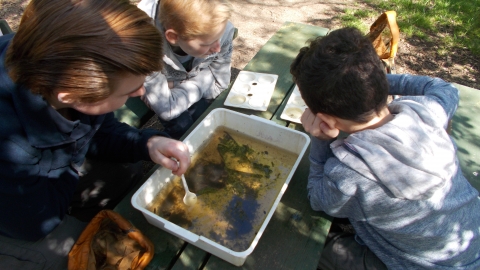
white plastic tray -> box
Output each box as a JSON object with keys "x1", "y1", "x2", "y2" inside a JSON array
[
  {"x1": 280, "y1": 85, "x2": 307, "y2": 123},
  {"x1": 131, "y1": 108, "x2": 310, "y2": 266},
  {"x1": 224, "y1": 71, "x2": 278, "y2": 111}
]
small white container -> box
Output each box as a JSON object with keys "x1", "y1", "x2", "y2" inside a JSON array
[
  {"x1": 131, "y1": 108, "x2": 310, "y2": 266},
  {"x1": 280, "y1": 85, "x2": 308, "y2": 123},
  {"x1": 224, "y1": 71, "x2": 278, "y2": 111}
]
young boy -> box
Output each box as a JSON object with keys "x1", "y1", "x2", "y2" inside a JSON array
[
  {"x1": 290, "y1": 27, "x2": 480, "y2": 269},
  {"x1": 138, "y1": 0, "x2": 235, "y2": 139},
  {"x1": 0, "y1": 0, "x2": 190, "y2": 268}
]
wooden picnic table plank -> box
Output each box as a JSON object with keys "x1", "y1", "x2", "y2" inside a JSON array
[
  {"x1": 171, "y1": 244, "x2": 208, "y2": 270},
  {"x1": 451, "y1": 83, "x2": 480, "y2": 192},
  {"x1": 0, "y1": 19, "x2": 13, "y2": 35}
]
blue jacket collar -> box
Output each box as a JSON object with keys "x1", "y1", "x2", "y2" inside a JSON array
[
  {"x1": 1, "y1": 34, "x2": 93, "y2": 148},
  {"x1": 12, "y1": 86, "x2": 77, "y2": 148}
]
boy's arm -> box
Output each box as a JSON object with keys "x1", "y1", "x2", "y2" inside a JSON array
[
  {"x1": 307, "y1": 137, "x2": 334, "y2": 211},
  {"x1": 201, "y1": 24, "x2": 235, "y2": 99},
  {"x1": 387, "y1": 74, "x2": 459, "y2": 121},
  {"x1": 307, "y1": 138, "x2": 346, "y2": 211},
  {"x1": 143, "y1": 23, "x2": 235, "y2": 121},
  {"x1": 308, "y1": 137, "x2": 364, "y2": 219},
  {"x1": 143, "y1": 72, "x2": 204, "y2": 121}
]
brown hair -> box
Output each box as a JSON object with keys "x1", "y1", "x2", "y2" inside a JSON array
[
  {"x1": 5, "y1": 0, "x2": 163, "y2": 103},
  {"x1": 290, "y1": 27, "x2": 389, "y2": 123},
  {"x1": 158, "y1": 0, "x2": 232, "y2": 39}
]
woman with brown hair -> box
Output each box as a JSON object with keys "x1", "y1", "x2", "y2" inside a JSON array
[{"x1": 0, "y1": 0, "x2": 190, "y2": 268}]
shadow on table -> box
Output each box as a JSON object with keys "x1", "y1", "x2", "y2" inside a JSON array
[{"x1": 450, "y1": 84, "x2": 480, "y2": 192}]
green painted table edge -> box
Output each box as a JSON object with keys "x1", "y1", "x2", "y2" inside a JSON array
[
  {"x1": 450, "y1": 83, "x2": 480, "y2": 192},
  {"x1": 0, "y1": 19, "x2": 13, "y2": 35}
]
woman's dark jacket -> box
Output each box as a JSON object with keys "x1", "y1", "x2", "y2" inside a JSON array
[{"x1": 0, "y1": 34, "x2": 165, "y2": 241}]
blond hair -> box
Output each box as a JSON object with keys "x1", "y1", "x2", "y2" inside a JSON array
[
  {"x1": 159, "y1": 0, "x2": 232, "y2": 39},
  {"x1": 6, "y1": 0, "x2": 163, "y2": 103}
]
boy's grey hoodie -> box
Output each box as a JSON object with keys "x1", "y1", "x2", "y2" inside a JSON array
[
  {"x1": 309, "y1": 74, "x2": 480, "y2": 269},
  {"x1": 137, "y1": 0, "x2": 235, "y2": 120}
]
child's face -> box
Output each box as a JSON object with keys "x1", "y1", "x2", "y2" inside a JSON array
[
  {"x1": 64, "y1": 73, "x2": 146, "y2": 115},
  {"x1": 175, "y1": 23, "x2": 227, "y2": 58}
]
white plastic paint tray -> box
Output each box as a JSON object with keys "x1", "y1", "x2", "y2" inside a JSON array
[
  {"x1": 280, "y1": 85, "x2": 307, "y2": 124},
  {"x1": 224, "y1": 71, "x2": 278, "y2": 111},
  {"x1": 131, "y1": 108, "x2": 310, "y2": 266}
]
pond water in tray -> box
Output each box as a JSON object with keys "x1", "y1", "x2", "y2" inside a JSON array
[{"x1": 146, "y1": 127, "x2": 297, "y2": 251}]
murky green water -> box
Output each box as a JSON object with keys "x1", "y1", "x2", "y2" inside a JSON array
[{"x1": 147, "y1": 127, "x2": 297, "y2": 251}]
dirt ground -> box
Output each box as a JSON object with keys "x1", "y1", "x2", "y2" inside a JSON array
[
  {"x1": 227, "y1": 0, "x2": 479, "y2": 90},
  {"x1": 1, "y1": 0, "x2": 478, "y2": 89}
]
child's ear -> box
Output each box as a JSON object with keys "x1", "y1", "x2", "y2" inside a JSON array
[
  {"x1": 165, "y1": 29, "x2": 179, "y2": 45},
  {"x1": 316, "y1": 113, "x2": 337, "y2": 129},
  {"x1": 57, "y1": 92, "x2": 74, "y2": 104}
]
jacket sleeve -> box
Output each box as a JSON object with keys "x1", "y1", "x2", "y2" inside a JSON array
[
  {"x1": 0, "y1": 141, "x2": 78, "y2": 241},
  {"x1": 143, "y1": 72, "x2": 204, "y2": 121},
  {"x1": 387, "y1": 74, "x2": 459, "y2": 125},
  {"x1": 143, "y1": 24, "x2": 234, "y2": 121},
  {"x1": 87, "y1": 112, "x2": 167, "y2": 162},
  {"x1": 201, "y1": 23, "x2": 234, "y2": 99},
  {"x1": 307, "y1": 137, "x2": 340, "y2": 211},
  {"x1": 307, "y1": 137, "x2": 367, "y2": 219}
]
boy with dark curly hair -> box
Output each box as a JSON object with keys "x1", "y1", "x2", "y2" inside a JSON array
[{"x1": 291, "y1": 27, "x2": 480, "y2": 269}]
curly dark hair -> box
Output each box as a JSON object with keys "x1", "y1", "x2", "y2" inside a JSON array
[{"x1": 290, "y1": 27, "x2": 389, "y2": 123}]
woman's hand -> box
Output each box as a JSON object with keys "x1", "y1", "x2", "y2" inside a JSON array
[
  {"x1": 301, "y1": 108, "x2": 339, "y2": 140},
  {"x1": 146, "y1": 136, "x2": 190, "y2": 175}
]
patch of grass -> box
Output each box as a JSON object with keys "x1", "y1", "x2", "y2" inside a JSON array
[
  {"x1": 338, "y1": 8, "x2": 377, "y2": 33},
  {"x1": 337, "y1": 0, "x2": 480, "y2": 56}
]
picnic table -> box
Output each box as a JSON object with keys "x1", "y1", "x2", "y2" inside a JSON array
[
  {"x1": 113, "y1": 21, "x2": 480, "y2": 270},
  {"x1": 449, "y1": 83, "x2": 480, "y2": 192},
  {"x1": 114, "y1": 21, "x2": 333, "y2": 269},
  {"x1": 0, "y1": 15, "x2": 478, "y2": 269}
]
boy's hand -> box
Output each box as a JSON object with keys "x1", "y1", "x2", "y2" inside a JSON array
[
  {"x1": 301, "y1": 108, "x2": 339, "y2": 140},
  {"x1": 146, "y1": 136, "x2": 191, "y2": 175},
  {"x1": 168, "y1": 81, "x2": 174, "y2": 89}
]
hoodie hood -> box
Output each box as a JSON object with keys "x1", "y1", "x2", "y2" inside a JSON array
[{"x1": 331, "y1": 99, "x2": 457, "y2": 200}]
